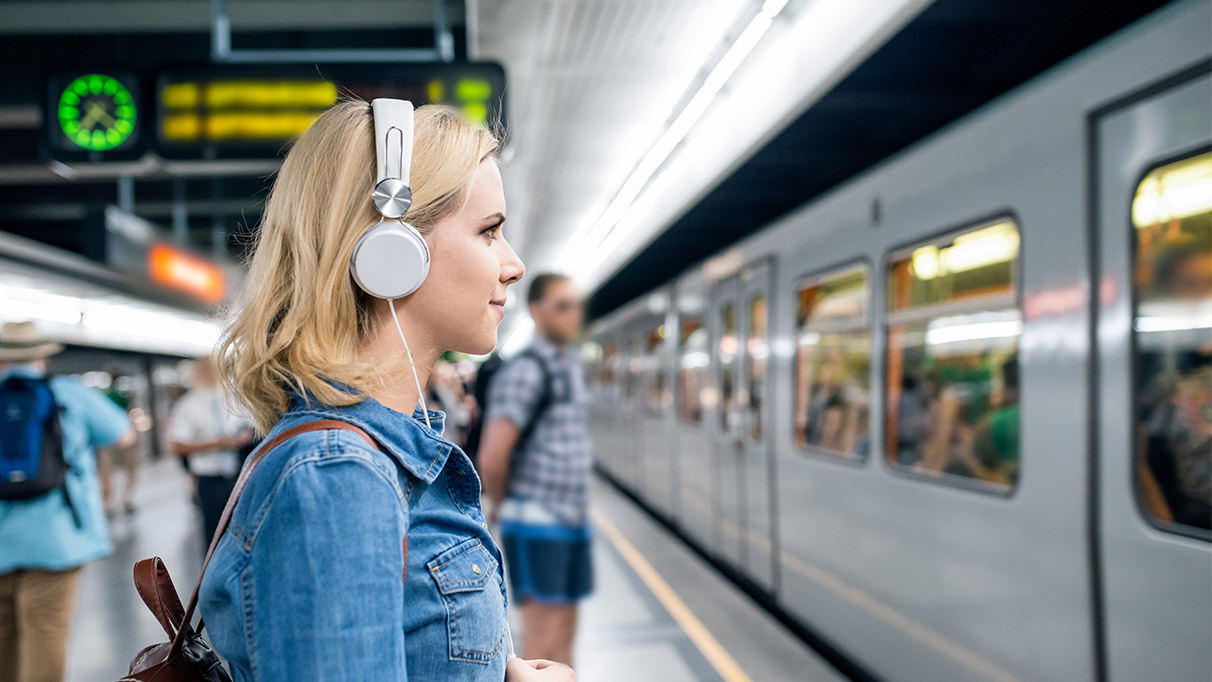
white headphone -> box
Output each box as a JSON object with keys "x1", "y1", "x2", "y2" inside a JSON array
[
  {"x1": 350, "y1": 99, "x2": 434, "y2": 429},
  {"x1": 350, "y1": 98, "x2": 431, "y2": 300}
]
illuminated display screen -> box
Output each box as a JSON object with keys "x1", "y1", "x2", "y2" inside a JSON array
[
  {"x1": 147, "y1": 243, "x2": 227, "y2": 304},
  {"x1": 155, "y1": 62, "x2": 506, "y2": 160},
  {"x1": 45, "y1": 70, "x2": 144, "y2": 162}
]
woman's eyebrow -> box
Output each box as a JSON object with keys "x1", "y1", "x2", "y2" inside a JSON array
[{"x1": 483, "y1": 212, "x2": 506, "y2": 224}]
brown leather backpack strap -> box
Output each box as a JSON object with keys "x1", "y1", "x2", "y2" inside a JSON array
[
  {"x1": 168, "y1": 419, "x2": 381, "y2": 655},
  {"x1": 133, "y1": 557, "x2": 186, "y2": 640}
]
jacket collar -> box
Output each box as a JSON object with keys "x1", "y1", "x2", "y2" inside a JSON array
[{"x1": 286, "y1": 389, "x2": 453, "y2": 485}]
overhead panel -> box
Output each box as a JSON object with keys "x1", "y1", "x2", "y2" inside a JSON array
[{"x1": 41, "y1": 62, "x2": 506, "y2": 163}]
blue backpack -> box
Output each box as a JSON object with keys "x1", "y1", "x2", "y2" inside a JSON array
[{"x1": 0, "y1": 376, "x2": 74, "y2": 516}]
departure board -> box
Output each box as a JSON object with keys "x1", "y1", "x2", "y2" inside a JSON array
[{"x1": 154, "y1": 62, "x2": 506, "y2": 160}]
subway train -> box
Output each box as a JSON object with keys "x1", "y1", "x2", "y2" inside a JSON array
[{"x1": 582, "y1": 3, "x2": 1211, "y2": 682}]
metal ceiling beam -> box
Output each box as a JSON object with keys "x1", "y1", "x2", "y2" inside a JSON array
[
  {"x1": 0, "y1": 199, "x2": 263, "y2": 223},
  {"x1": 0, "y1": 106, "x2": 39, "y2": 129},
  {"x1": 0, "y1": 0, "x2": 451, "y2": 35},
  {"x1": 212, "y1": 0, "x2": 456, "y2": 62},
  {"x1": 0, "y1": 158, "x2": 283, "y2": 184}
]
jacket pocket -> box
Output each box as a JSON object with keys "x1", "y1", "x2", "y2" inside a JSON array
[{"x1": 427, "y1": 537, "x2": 505, "y2": 664}]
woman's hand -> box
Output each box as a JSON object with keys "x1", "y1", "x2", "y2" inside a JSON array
[{"x1": 505, "y1": 657, "x2": 575, "y2": 681}]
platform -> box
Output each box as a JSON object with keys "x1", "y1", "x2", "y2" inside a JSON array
[{"x1": 63, "y1": 459, "x2": 843, "y2": 682}]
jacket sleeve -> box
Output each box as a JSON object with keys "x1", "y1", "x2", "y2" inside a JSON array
[{"x1": 246, "y1": 453, "x2": 407, "y2": 681}]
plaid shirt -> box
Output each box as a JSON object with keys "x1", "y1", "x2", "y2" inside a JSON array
[{"x1": 486, "y1": 334, "x2": 592, "y2": 524}]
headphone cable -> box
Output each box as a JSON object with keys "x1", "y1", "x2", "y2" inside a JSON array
[{"x1": 388, "y1": 299, "x2": 431, "y2": 430}]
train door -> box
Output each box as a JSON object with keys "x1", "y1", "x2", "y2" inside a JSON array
[
  {"x1": 621, "y1": 329, "x2": 645, "y2": 493},
  {"x1": 738, "y1": 260, "x2": 778, "y2": 592},
  {"x1": 674, "y1": 293, "x2": 716, "y2": 548},
  {"x1": 710, "y1": 277, "x2": 745, "y2": 568},
  {"x1": 1094, "y1": 67, "x2": 1211, "y2": 682},
  {"x1": 587, "y1": 334, "x2": 621, "y2": 480},
  {"x1": 640, "y1": 316, "x2": 675, "y2": 518}
]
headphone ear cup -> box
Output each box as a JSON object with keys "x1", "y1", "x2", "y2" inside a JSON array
[{"x1": 350, "y1": 220, "x2": 431, "y2": 299}]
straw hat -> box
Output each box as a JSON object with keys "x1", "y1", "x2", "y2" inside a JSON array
[{"x1": 0, "y1": 321, "x2": 65, "y2": 362}]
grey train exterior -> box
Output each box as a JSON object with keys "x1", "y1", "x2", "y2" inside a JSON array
[{"x1": 583, "y1": 2, "x2": 1212, "y2": 681}]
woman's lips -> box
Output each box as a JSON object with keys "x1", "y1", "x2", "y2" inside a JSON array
[{"x1": 489, "y1": 301, "x2": 505, "y2": 318}]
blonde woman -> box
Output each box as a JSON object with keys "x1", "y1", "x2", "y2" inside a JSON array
[{"x1": 198, "y1": 100, "x2": 573, "y2": 682}]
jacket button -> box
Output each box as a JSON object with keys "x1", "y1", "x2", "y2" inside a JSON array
[{"x1": 472, "y1": 563, "x2": 482, "y2": 574}]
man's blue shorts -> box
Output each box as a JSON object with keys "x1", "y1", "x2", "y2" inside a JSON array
[{"x1": 499, "y1": 520, "x2": 594, "y2": 604}]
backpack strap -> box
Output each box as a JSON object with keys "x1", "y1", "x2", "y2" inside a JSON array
[
  {"x1": 514, "y1": 349, "x2": 560, "y2": 454},
  {"x1": 157, "y1": 419, "x2": 382, "y2": 658}
]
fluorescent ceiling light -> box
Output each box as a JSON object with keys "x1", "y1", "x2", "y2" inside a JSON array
[
  {"x1": 0, "y1": 278, "x2": 220, "y2": 356},
  {"x1": 1134, "y1": 300, "x2": 1212, "y2": 333},
  {"x1": 550, "y1": 0, "x2": 932, "y2": 292},
  {"x1": 559, "y1": 0, "x2": 791, "y2": 273},
  {"x1": 925, "y1": 320, "x2": 1022, "y2": 346},
  {"x1": 1132, "y1": 155, "x2": 1212, "y2": 226},
  {"x1": 1134, "y1": 315, "x2": 1212, "y2": 333},
  {"x1": 924, "y1": 311, "x2": 1023, "y2": 346},
  {"x1": 911, "y1": 221, "x2": 1019, "y2": 281}
]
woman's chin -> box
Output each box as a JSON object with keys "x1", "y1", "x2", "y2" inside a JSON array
[{"x1": 458, "y1": 329, "x2": 497, "y2": 356}]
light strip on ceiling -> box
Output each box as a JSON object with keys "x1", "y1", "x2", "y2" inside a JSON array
[
  {"x1": 0, "y1": 281, "x2": 221, "y2": 356},
  {"x1": 558, "y1": 0, "x2": 790, "y2": 269}
]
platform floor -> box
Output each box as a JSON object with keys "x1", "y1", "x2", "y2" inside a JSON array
[{"x1": 65, "y1": 459, "x2": 843, "y2": 682}]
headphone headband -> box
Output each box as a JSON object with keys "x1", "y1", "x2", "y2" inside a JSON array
[
  {"x1": 371, "y1": 98, "x2": 415, "y2": 219},
  {"x1": 353, "y1": 98, "x2": 430, "y2": 300}
]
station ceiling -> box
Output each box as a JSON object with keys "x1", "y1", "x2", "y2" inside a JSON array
[
  {"x1": 0, "y1": 0, "x2": 1180, "y2": 324},
  {"x1": 586, "y1": 0, "x2": 1175, "y2": 318}
]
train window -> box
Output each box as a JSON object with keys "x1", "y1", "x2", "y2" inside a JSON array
[
  {"x1": 885, "y1": 218, "x2": 1021, "y2": 491},
  {"x1": 644, "y1": 325, "x2": 670, "y2": 414},
  {"x1": 1132, "y1": 151, "x2": 1212, "y2": 539},
  {"x1": 746, "y1": 293, "x2": 769, "y2": 441},
  {"x1": 678, "y1": 317, "x2": 707, "y2": 424},
  {"x1": 719, "y1": 302, "x2": 739, "y2": 434},
  {"x1": 793, "y1": 264, "x2": 872, "y2": 460}
]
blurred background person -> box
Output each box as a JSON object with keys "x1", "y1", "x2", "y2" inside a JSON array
[
  {"x1": 960, "y1": 358, "x2": 1021, "y2": 487},
  {"x1": 425, "y1": 355, "x2": 473, "y2": 448},
  {"x1": 167, "y1": 356, "x2": 253, "y2": 549},
  {"x1": 1137, "y1": 241, "x2": 1212, "y2": 531},
  {"x1": 480, "y1": 273, "x2": 594, "y2": 666},
  {"x1": 0, "y1": 322, "x2": 134, "y2": 682},
  {"x1": 97, "y1": 368, "x2": 141, "y2": 516}
]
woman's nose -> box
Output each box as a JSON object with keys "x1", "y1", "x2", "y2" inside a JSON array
[{"x1": 499, "y1": 240, "x2": 525, "y2": 284}]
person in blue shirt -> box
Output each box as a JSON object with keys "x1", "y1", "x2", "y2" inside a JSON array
[
  {"x1": 202, "y1": 100, "x2": 574, "y2": 682},
  {"x1": 0, "y1": 320, "x2": 134, "y2": 682}
]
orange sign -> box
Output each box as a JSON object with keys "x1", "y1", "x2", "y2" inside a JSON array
[{"x1": 148, "y1": 243, "x2": 226, "y2": 303}]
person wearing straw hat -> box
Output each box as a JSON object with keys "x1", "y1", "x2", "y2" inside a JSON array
[{"x1": 0, "y1": 321, "x2": 134, "y2": 682}]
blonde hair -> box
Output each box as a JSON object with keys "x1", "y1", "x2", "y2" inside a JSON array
[{"x1": 218, "y1": 99, "x2": 502, "y2": 433}]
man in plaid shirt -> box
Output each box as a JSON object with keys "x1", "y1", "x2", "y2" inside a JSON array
[{"x1": 480, "y1": 273, "x2": 593, "y2": 667}]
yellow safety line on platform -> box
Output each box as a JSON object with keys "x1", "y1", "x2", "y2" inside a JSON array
[{"x1": 592, "y1": 509, "x2": 753, "y2": 682}]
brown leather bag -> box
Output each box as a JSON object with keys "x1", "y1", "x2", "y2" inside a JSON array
[{"x1": 117, "y1": 420, "x2": 381, "y2": 682}]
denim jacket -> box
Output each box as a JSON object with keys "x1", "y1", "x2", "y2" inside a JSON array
[{"x1": 198, "y1": 392, "x2": 508, "y2": 681}]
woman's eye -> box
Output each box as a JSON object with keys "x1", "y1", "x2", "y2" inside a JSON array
[{"x1": 482, "y1": 225, "x2": 501, "y2": 240}]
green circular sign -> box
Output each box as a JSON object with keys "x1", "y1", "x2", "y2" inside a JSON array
[{"x1": 57, "y1": 74, "x2": 136, "y2": 151}]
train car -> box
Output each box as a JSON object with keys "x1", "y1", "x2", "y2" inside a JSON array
[{"x1": 584, "y1": 2, "x2": 1211, "y2": 681}]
